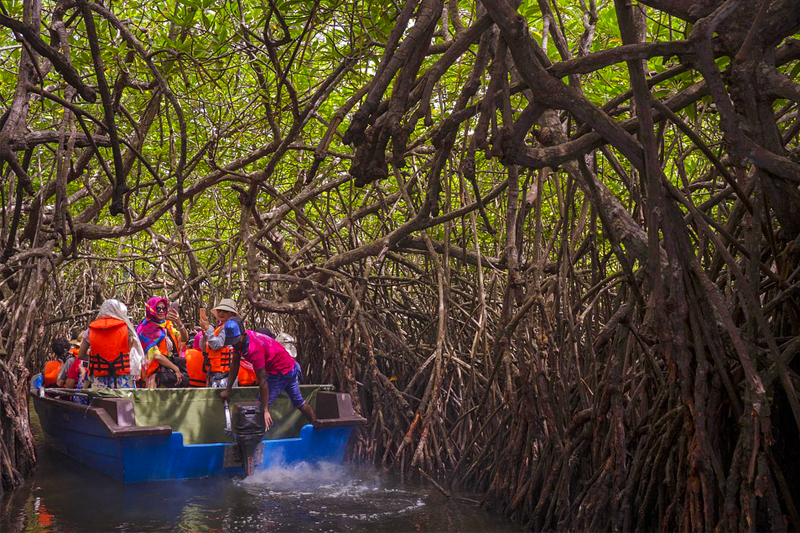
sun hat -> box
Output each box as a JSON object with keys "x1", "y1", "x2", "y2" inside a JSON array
[{"x1": 213, "y1": 298, "x2": 239, "y2": 315}]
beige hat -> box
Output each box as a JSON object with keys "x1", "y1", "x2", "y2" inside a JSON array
[{"x1": 213, "y1": 298, "x2": 239, "y2": 315}]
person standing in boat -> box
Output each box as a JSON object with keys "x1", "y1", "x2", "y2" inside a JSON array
[
  {"x1": 219, "y1": 328, "x2": 316, "y2": 429},
  {"x1": 76, "y1": 299, "x2": 145, "y2": 389},
  {"x1": 137, "y1": 297, "x2": 189, "y2": 388},
  {"x1": 197, "y1": 298, "x2": 243, "y2": 388}
]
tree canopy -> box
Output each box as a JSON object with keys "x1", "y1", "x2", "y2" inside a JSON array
[{"x1": 1, "y1": 0, "x2": 800, "y2": 530}]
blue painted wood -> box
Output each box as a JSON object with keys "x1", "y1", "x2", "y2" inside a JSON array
[{"x1": 33, "y1": 394, "x2": 358, "y2": 483}]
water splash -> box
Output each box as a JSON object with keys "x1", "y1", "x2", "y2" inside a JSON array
[
  {"x1": 243, "y1": 460, "x2": 350, "y2": 487},
  {"x1": 235, "y1": 462, "x2": 427, "y2": 525}
]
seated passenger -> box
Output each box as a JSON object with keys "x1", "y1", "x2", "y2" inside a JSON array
[
  {"x1": 64, "y1": 357, "x2": 86, "y2": 389},
  {"x1": 184, "y1": 347, "x2": 207, "y2": 388},
  {"x1": 237, "y1": 358, "x2": 258, "y2": 386},
  {"x1": 77, "y1": 299, "x2": 144, "y2": 389},
  {"x1": 136, "y1": 297, "x2": 188, "y2": 388},
  {"x1": 220, "y1": 329, "x2": 316, "y2": 429},
  {"x1": 56, "y1": 337, "x2": 81, "y2": 387},
  {"x1": 44, "y1": 338, "x2": 70, "y2": 387},
  {"x1": 198, "y1": 299, "x2": 243, "y2": 388}
]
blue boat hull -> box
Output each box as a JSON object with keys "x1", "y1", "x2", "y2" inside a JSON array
[{"x1": 32, "y1": 390, "x2": 364, "y2": 483}]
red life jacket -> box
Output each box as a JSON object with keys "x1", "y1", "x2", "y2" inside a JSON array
[
  {"x1": 88, "y1": 317, "x2": 131, "y2": 377},
  {"x1": 237, "y1": 360, "x2": 257, "y2": 386},
  {"x1": 185, "y1": 348, "x2": 207, "y2": 387},
  {"x1": 145, "y1": 320, "x2": 180, "y2": 377},
  {"x1": 43, "y1": 360, "x2": 61, "y2": 387},
  {"x1": 207, "y1": 324, "x2": 232, "y2": 373}
]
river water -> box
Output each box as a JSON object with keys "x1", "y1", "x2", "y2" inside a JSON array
[{"x1": 1, "y1": 403, "x2": 521, "y2": 532}]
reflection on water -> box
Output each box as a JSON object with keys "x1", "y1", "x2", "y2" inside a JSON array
[{"x1": 0, "y1": 404, "x2": 521, "y2": 532}]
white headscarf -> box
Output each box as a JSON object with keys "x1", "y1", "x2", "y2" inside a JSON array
[{"x1": 96, "y1": 299, "x2": 145, "y2": 379}]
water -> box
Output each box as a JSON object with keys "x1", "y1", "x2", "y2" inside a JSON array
[{"x1": 1, "y1": 405, "x2": 522, "y2": 532}]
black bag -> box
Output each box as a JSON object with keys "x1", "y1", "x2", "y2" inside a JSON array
[{"x1": 156, "y1": 356, "x2": 190, "y2": 388}]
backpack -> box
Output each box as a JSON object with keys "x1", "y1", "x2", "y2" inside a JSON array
[{"x1": 156, "y1": 356, "x2": 190, "y2": 388}]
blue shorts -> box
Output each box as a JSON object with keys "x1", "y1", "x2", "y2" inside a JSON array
[{"x1": 266, "y1": 362, "x2": 305, "y2": 408}]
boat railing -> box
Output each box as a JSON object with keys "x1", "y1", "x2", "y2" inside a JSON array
[{"x1": 33, "y1": 388, "x2": 172, "y2": 439}]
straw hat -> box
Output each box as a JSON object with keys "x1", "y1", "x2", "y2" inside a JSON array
[{"x1": 213, "y1": 298, "x2": 239, "y2": 315}]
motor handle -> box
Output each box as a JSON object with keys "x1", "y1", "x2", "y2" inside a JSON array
[{"x1": 223, "y1": 399, "x2": 232, "y2": 435}]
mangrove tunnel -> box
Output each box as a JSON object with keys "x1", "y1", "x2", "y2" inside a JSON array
[{"x1": 1, "y1": 0, "x2": 800, "y2": 530}]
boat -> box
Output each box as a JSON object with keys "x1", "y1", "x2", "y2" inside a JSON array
[{"x1": 30, "y1": 381, "x2": 366, "y2": 483}]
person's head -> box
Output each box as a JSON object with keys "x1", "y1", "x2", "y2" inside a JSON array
[
  {"x1": 145, "y1": 297, "x2": 169, "y2": 322},
  {"x1": 228, "y1": 333, "x2": 245, "y2": 354},
  {"x1": 192, "y1": 331, "x2": 203, "y2": 351},
  {"x1": 212, "y1": 299, "x2": 238, "y2": 323},
  {"x1": 97, "y1": 299, "x2": 129, "y2": 321},
  {"x1": 51, "y1": 338, "x2": 71, "y2": 359},
  {"x1": 255, "y1": 327, "x2": 275, "y2": 339}
]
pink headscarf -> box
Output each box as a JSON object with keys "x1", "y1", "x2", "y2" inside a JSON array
[
  {"x1": 136, "y1": 296, "x2": 169, "y2": 345},
  {"x1": 192, "y1": 331, "x2": 203, "y2": 351}
]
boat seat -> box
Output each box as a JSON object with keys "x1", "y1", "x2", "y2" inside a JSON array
[
  {"x1": 91, "y1": 398, "x2": 136, "y2": 427},
  {"x1": 313, "y1": 391, "x2": 367, "y2": 428}
]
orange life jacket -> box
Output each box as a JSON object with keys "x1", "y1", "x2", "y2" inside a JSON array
[
  {"x1": 69, "y1": 347, "x2": 79, "y2": 357},
  {"x1": 88, "y1": 317, "x2": 131, "y2": 377},
  {"x1": 43, "y1": 360, "x2": 61, "y2": 387},
  {"x1": 145, "y1": 320, "x2": 179, "y2": 377},
  {"x1": 237, "y1": 363, "x2": 257, "y2": 386},
  {"x1": 207, "y1": 324, "x2": 232, "y2": 373},
  {"x1": 185, "y1": 349, "x2": 207, "y2": 387}
]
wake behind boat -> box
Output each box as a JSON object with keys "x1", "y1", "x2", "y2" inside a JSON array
[{"x1": 31, "y1": 383, "x2": 366, "y2": 483}]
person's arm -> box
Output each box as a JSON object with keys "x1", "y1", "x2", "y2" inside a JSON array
[
  {"x1": 198, "y1": 309, "x2": 225, "y2": 350},
  {"x1": 77, "y1": 338, "x2": 90, "y2": 360},
  {"x1": 65, "y1": 377, "x2": 77, "y2": 388},
  {"x1": 56, "y1": 357, "x2": 72, "y2": 387},
  {"x1": 256, "y1": 368, "x2": 273, "y2": 429},
  {"x1": 154, "y1": 352, "x2": 183, "y2": 385},
  {"x1": 220, "y1": 350, "x2": 240, "y2": 401},
  {"x1": 205, "y1": 326, "x2": 226, "y2": 350},
  {"x1": 168, "y1": 309, "x2": 189, "y2": 343}
]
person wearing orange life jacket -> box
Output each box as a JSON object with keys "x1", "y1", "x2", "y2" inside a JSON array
[
  {"x1": 136, "y1": 297, "x2": 189, "y2": 388},
  {"x1": 197, "y1": 299, "x2": 244, "y2": 388},
  {"x1": 43, "y1": 338, "x2": 70, "y2": 387},
  {"x1": 76, "y1": 299, "x2": 145, "y2": 389},
  {"x1": 237, "y1": 358, "x2": 258, "y2": 386},
  {"x1": 184, "y1": 348, "x2": 208, "y2": 387}
]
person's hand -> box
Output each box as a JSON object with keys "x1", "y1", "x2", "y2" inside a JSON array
[
  {"x1": 264, "y1": 410, "x2": 273, "y2": 430},
  {"x1": 174, "y1": 370, "x2": 183, "y2": 385},
  {"x1": 220, "y1": 389, "x2": 230, "y2": 401},
  {"x1": 168, "y1": 309, "x2": 182, "y2": 325},
  {"x1": 198, "y1": 309, "x2": 209, "y2": 330}
]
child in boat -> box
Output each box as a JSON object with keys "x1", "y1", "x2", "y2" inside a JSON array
[
  {"x1": 219, "y1": 329, "x2": 316, "y2": 429},
  {"x1": 198, "y1": 298, "x2": 243, "y2": 388},
  {"x1": 77, "y1": 299, "x2": 145, "y2": 389},
  {"x1": 137, "y1": 297, "x2": 188, "y2": 388}
]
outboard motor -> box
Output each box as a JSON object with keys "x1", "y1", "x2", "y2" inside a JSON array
[{"x1": 224, "y1": 400, "x2": 267, "y2": 476}]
